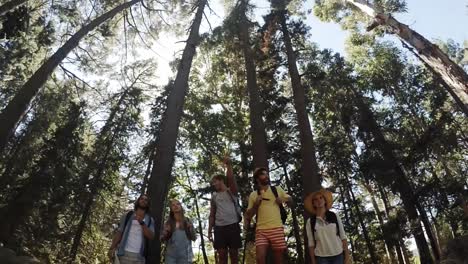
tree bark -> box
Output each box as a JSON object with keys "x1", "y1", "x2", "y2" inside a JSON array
[
  {"x1": 277, "y1": 9, "x2": 321, "y2": 195},
  {"x1": 146, "y1": 1, "x2": 206, "y2": 262},
  {"x1": 353, "y1": 91, "x2": 434, "y2": 264},
  {"x1": 345, "y1": 0, "x2": 468, "y2": 114},
  {"x1": 238, "y1": 0, "x2": 269, "y2": 169},
  {"x1": 0, "y1": 0, "x2": 142, "y2": 154},
  {"x1": 0, "y1": 0, "x2": 27, "y2": 16},
  {"x1": 140, "y1": 149, "x2": 154, "y2": 195}
]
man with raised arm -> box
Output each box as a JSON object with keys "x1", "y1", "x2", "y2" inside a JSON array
[{"x1": 208, "y1": 156, "x2": 242, "y2": 264}]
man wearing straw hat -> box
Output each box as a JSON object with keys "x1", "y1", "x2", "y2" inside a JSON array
[{"x1": 304, "y1": 189, "x2": 350, "y2": 264}]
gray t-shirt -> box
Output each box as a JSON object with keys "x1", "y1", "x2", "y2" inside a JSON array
[{"x1": 212, "y1": 191, "x2": 240, "y2": 227}]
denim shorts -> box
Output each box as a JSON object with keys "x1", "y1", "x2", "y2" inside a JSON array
[{"x1": 316, "y1": 252, "x2": 344, "y2": 264}]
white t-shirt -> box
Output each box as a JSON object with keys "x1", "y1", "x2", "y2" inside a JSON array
[
  {"x1": 306, "y1": 213, "x2": 347, "y2": 257},
  {"x1": 124, "y1": 220, "x2": 143, "y2": 253}
]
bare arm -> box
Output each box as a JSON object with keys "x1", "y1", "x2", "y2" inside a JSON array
[
  {"x1": 245, "y1": 196, "x2": 262, "y2": 220},
  {"x1": 225, "y1": 158, "x2": 238, "y2": 195},
  {"x1": 109, "y1": 231, "x2": 122, "y2": 250},
  {"x1": 142, "y1": 224, "x2": 154, "y2": 240},
  {"x1": 108, "y1": 231, "x2": 122, "y2": 261},
  {"x1": 160, "y1": 222, "x2": 171, "y2": 242},
  {"x1": 208, "y1": 199, "x2": 215, "y2": 241},
  {"x1": 342, "y1": 240, "x2": 350, "y2": 263},
  {"x1": 309, "y1": 246, "x2": 316, "y2": 264}
]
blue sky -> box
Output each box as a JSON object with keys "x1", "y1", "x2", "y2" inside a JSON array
[
  {"x1": 288, "y1": 0, "x2": 467, "y2": 55},
  {"x1": 153, "y1": 0, "x2": 467, "y2": 81}
]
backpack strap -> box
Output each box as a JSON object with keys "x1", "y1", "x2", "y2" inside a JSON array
[
  {"x1": 325, "y1": 211, "x2": 340, "y2": 237},
  {"x1": 309, "y1": 215, "x2": 317, "y2": 247},
  {"x1": 271, "y1": 186, "x2": 287, "y2": 224},
  {"x1": 226, "y1": 190, "x2": 242, "y2": 222},
  {"x1": 123, "y1": 210, "x2": 134, "y2": 230}
]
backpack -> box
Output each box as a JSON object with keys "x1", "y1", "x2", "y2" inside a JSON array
[
  {"x1": 308, "y1": 211, "x2": 340, "y2": 247},
  {"x1": 212, "y1": 190, "x2": 243, "y2": 223},
  {"x1": 122, "y1": 211, "x2": 152, "y2": 257},
  {"x1": 257, "y1": 186, "x2": 288, "y2": 224}
]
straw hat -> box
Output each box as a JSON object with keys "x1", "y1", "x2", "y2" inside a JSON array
[{"x1": 304, "y1": 189, "x2": 333, "y2": 215}]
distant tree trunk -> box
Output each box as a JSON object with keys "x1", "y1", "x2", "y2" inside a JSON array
[
  {"x1": 0, "y1": 0, "x2": 27, "y2": 16},
  {"x1": 281, "y1": 163, "x2": 304, "y2": 263},
  {"x1": 345, "y1": 0, "x2": 468, "y2": 114},
  {"x1": 277, "y1": 9, "x2": 321, "y2": 195},
  {"x1": 353, "y1": 91, "x2": 434, "y2": 264},
  {"x1": 416, "y1": 202, "x2": 441, "y2": 261},
  {"x1": 338, "y1": 186, "x2": 354, "y2": 254},
  {"x1": 238, "y1": 0, "x2": 269, "y2": 169},
  {"x1": 68, "y1": 118, "x2": 125, "y2": 263},
  {"x1": 146, "y1": 1, "x2": 206, "y2": 262},
  {"x1": 346, "y1": 179, "x2": 379, "y2": 264},
  {"x1": 378, "y1": 186, "x2": 407, "y2": 264},
  {"x1": 140, "y1": 149, "x2": 154, "y2": 195},
  {"x1": 363, "y1": 183, "x2": 398, "y2": 264},
  {"x1": 188, "y1": 177, "x2": 209, "y2": 264},
  {"x1": 0, "y1": 0, "x2": 142, "y2": 154}
]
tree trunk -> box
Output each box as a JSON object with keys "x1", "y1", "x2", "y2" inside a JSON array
[
  {"x1": 238, "y1": 0, "x2": 269, "y2": 169},
  {"x1": 277, "y1": 10, "x2": 321, "y2": 195},
  {"x1": 188, "y1": 176, "x2": 209, "y2": 264},
  {"x1": 416, "y1": 202, "x2": 441, "y2": 261},
  {"x1": 363, "y1": 183, "x2": 398, "y2": 264},
  {"x1": 346, "y1": 180, "x2": 379, "y2": 264},
  {"x1": 140, "y1": 149, "x2": 154, "y2": 195},
  {"x1": 282, "y1": 164, "x2": 304, "y2": 263},
  {"x1": 68, "y1": 117, "x2": 125, "y2": 263},
  {"x1": 338, "y1": 186, "x2": 354, "y2": 255},
  {"x1": 378, "y1": 186, "x2": 406, "y2": 264},
  {"x1": 146, "y1": 1, "x2": 206, "y2": 262},
  {"x1": 353, "y1": 91, "x2": 434, "y2": 264},
  {"x1": 0, "y1": 0, "x2": 27, "y2": 16},
  {"x1": 0, "y1": 0, "x2": 142, "y2": 154},
  {"x1": 346, "y1": 0, "x2": 468, "y2": 114}
]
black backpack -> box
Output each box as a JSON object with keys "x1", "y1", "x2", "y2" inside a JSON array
[
  {"x1": 257, "y1": 186, "x2": 288, "y2": 224},
  {"x1": 309, "y1": 210, "x2": 340, "y2": 246},
  {"x1": 123, "y1": 211, "x2": 152, "y2": 257}
]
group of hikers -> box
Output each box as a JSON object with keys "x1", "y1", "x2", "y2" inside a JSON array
[{"x1": 108, "y1": 157, "x2": 350, "y2": 264}]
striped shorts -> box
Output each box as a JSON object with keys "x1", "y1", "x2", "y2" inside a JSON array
[{"x1": 255, "y1": 227, "x2": 286, "y2": 250}]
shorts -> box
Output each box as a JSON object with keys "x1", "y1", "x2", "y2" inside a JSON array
[
  {"x1": 255, "y1": 227, "x2": 286, "y2": 251},
  {"x1": 214, "y1": 223, "x2": 242, "y2": 250},
  {"x1": 118, "y1": 251, "x2": 145, "y2": 264},
  {"x1": 316, "y1": 253, "x2": 344, "y2": 264}
]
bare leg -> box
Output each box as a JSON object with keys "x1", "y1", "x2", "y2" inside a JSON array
[
  {"x1": 273, "y1": 249, "x2": 284, "y2": 264},
  {"x1": 229, "y1": 248, "x2": 239, "y2": 264},
  {"x1": 217, "y1": 249, "x2": 228, "y2": 264},
  {"x1": 256, "y1": 245, "x2": 268, "y2": 264}
]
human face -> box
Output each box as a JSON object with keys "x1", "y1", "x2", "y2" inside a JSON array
[
  {"x1": 138, "y1": 195, "x2": 149, "y2": 209},
  {"x1": 170, "y1": 200, "x2": 182, "y2": 213},
  {"x1": 312, "y1": 194, "x2": 326, "y2": 209},
  {"x1": 212, "y1": 178, "x2": 224, "y2": 192},
  {"x1": 257, "y1": 170, "x2": 270, "y2": 186}
]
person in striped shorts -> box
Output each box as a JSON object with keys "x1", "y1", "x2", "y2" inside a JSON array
[{"x1": 246, "y1": 168, "x2": 292, "y2": 264}]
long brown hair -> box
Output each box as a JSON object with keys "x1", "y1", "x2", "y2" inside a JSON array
[{"x1": 165, "y1": 199, "x2": 195, "y2": 240}]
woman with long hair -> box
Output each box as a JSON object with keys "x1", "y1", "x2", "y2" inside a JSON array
[
  {"x1": 161, "y1": 199, "x2": 196, "y2": 264},
  {"x1": 305, "y1": 189, "x2": 350, "y2": 264}
]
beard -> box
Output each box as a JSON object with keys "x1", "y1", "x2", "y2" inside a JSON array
[
  {"x1": 259, "y1": 177, "x2": 270, "y2": 186},
  {"x1": 137, "y1": 202, "x2": 149, "y2": 210}
]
